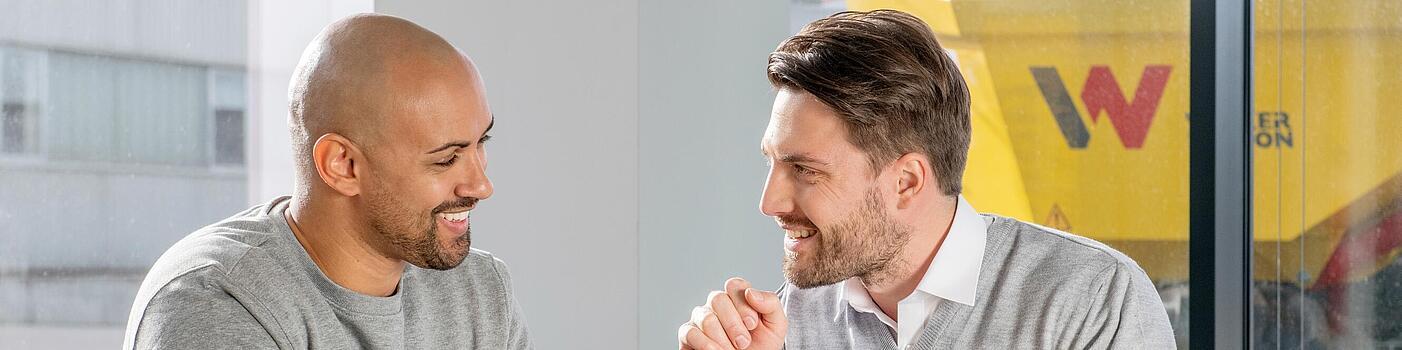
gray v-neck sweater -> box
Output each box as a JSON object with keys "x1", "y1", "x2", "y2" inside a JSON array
[{"x1": 779, "y1": 215, "x2": 1176, "y2": 349}]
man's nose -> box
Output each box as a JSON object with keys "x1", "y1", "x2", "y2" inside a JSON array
[
  {"x1": 455, "y1": 152, "x2": 493, "y2": 200},
  {"x1": 759, "y1": 169, "x2": 794, "y2": 217}
]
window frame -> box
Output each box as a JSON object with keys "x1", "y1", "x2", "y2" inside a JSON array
[{"x1": 1189, "y1": 0, "x2": 1254, "y2": 349}]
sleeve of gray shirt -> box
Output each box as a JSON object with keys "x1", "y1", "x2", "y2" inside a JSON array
[
  {"x1": 1069, "y1": 261, "x2": 1177, "y2": 349},
  {"x1": 492, "y1": 256, "x2": 533, "y2": 349},
  {"x1": 129, "y1": 267, "x2": 279, "y2": 349}
]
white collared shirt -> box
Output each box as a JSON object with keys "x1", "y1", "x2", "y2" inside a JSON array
[{"x1": 839, "y1": 196, "x2": 988, "y2": 349}]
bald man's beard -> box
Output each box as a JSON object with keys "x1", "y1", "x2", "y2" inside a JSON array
[
  {"x1": 364, "y1": 187, "x2": 475, "y2": 271},
  {"x1": 783, "y1": 188, "x2": 912, "y2": 289}
]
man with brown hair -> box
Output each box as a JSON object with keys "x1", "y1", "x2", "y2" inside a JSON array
[{"x1": 678, "y1": 10, "x2": 1174, "y2": 350}]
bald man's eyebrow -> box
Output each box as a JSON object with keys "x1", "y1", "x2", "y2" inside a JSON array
[
  {"x1": 480, "y1": 117, "x2": 494, "y2": 140},
  {"x1": 426, "y1": 141, "x2": 472, "y2": 154},
  {"x1": 425, "y1": 116, "x2": 496, "y2": 154}
]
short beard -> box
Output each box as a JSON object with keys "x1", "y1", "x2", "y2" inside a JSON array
[
  {"x1": 365, "y1": 186, "x2": 475, "y2": 271},
  {"x1": 783, "y1": 188, "x2": 912, "y2": 289}
]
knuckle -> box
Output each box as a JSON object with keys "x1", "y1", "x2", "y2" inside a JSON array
[
  {"x1": 703, "y1": 313, "x2": 720, "y2": 327},
  {"x1": 690, "y1": 307, "x2": 709, "y2": 323},
  {"x1": 708, "y1": 291, "x2": 728, "y2": 305},
  {"x1": 687, "y1": 327, "x2": 707, "y2": 342},
  {"x1": 731, "y1": 324, "x2": 748, "y2": 334},
  {"x1": 725, "y1": 277, "x2": 747, "y2": 290}
]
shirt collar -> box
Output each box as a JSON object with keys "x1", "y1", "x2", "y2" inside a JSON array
[
  {"x1": 839, "y1": 276, "x2": 894, "y2": 325},
  {"x1": 914, "y1": 195, "x2": 986, "y2": 306},
  {"x1": 837, "y1": 195, "x2": 987, "y2": 310}
]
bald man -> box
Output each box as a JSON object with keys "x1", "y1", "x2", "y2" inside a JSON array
[{"x1": 122, "y1": 14, "x2": 531, "y2": 349}]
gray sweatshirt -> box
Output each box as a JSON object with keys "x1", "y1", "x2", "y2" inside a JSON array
[
  {"x1": 123, "y1": 197, "x2": 532, "y2": 349},
  {"x1": 779, "y1": 215, "x2": 1176, "y2": 349}
]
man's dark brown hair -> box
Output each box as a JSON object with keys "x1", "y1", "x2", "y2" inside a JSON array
[{"x1": 767, "y1": 9, "x2": 971, "y2": 195}]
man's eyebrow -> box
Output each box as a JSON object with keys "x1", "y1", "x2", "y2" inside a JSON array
[
  {"x1": 425, "y1": 141, "x2": 472, "y2": 154},
  {"x1": 480, "y1": 115, "x2": 494, "y2": 139},
  {"x1": 426, "y1": 116, "x2": 495, "y2": 154},
  {"x1": 778, "y1": 153, "x2": 828, "y2": 166}
]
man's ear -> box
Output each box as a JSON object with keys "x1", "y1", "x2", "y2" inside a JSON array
[
  {"x1": 891, "y1": 152, "x2": 932, "y2": 209},
  {"x1": 312, "y1": 133, "x2": 364, "y2": 197}
]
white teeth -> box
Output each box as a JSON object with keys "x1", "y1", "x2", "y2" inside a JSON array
[
  {"x1": 786, "y1": 230, "x2": 814, "y2": 239},
  {"x1": 438, "y1": 211, "x2": 470, "y2": 222}
]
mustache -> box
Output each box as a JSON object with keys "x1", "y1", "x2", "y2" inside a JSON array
[
  {"x1": 432, "y1": 197, "x2": 480, "y2": 214},
  {"x1": 776, "y1": 214, "x2": 817, "y2": 230}
]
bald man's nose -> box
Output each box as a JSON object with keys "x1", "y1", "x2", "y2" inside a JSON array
[{"x1": 455, "y1": 153, "x2": 493, "y2": 200}]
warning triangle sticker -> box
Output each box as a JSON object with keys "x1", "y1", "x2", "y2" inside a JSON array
[{"x1": 1046, "y1": 204, "x2": 1073, "y2": 231}]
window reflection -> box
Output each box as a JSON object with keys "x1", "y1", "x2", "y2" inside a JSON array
[
  {"x1": 1252, "y1": 0, "x2": 1402, "y2": 347},
  {"x1": 0, "y1": 2, "x2": 248, "y2": 348}
]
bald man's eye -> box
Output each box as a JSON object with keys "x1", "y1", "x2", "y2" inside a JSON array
[
  {"x1": 434, "y1": 155, "x2": 458, "y2": 167},
  {"x1": 480, "y1": 134, "x2": 492, "y2": 145}
]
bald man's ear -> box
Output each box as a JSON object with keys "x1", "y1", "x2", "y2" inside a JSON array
[
  {"x1": 891, "y1": 152, "x2": 931, "y2": 210},
  {"x1": 312, "y1": 133, "x2": 363, "y2": 197}
]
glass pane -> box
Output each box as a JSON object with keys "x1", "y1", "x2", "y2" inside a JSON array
[
  {"x1": 1252, "y1": 0, "x2": 1402, "y2": 347},
  {"x1": 2, "y1": 103, "x2": 25, "y2": 153},
  {"x1": 791, "y1": 0, "x2": 1190, "y2": 347},
  {"x1": 214, "y1": 109, "x2": 245, "y2": 165},
  {"x1": 1, "y1": 48, "x2": 41, "y2": 155},
  {"x1": 1, "y1": 47, "x2": 40, "y2": 102}
]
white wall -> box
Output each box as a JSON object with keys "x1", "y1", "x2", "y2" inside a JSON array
[
  {"x1": 638, "y1": 1, "x2": 790, "y2": 348},
  {"x1": 374, "y1": 1, "x2": 640, "y2": 349}
]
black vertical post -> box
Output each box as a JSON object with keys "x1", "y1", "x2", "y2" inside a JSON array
[{"x1": 1189, "y1": 0, "x2": 1252, "y2": 349}]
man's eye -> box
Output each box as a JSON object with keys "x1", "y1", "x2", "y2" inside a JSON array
[
  {"x1": 435, "y1": 155, "x2": 458, "y2": 167},
  {"x1": 793, "y1": 164, "x2": 817, "y2": 176}
]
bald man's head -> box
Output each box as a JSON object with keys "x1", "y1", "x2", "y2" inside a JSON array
[
  {"x1": 287, "y1": 14, "x2": 495, "y2": 270},
  {"x1": 289, "y1": 13, "x2": 479, "y2": 183}
]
